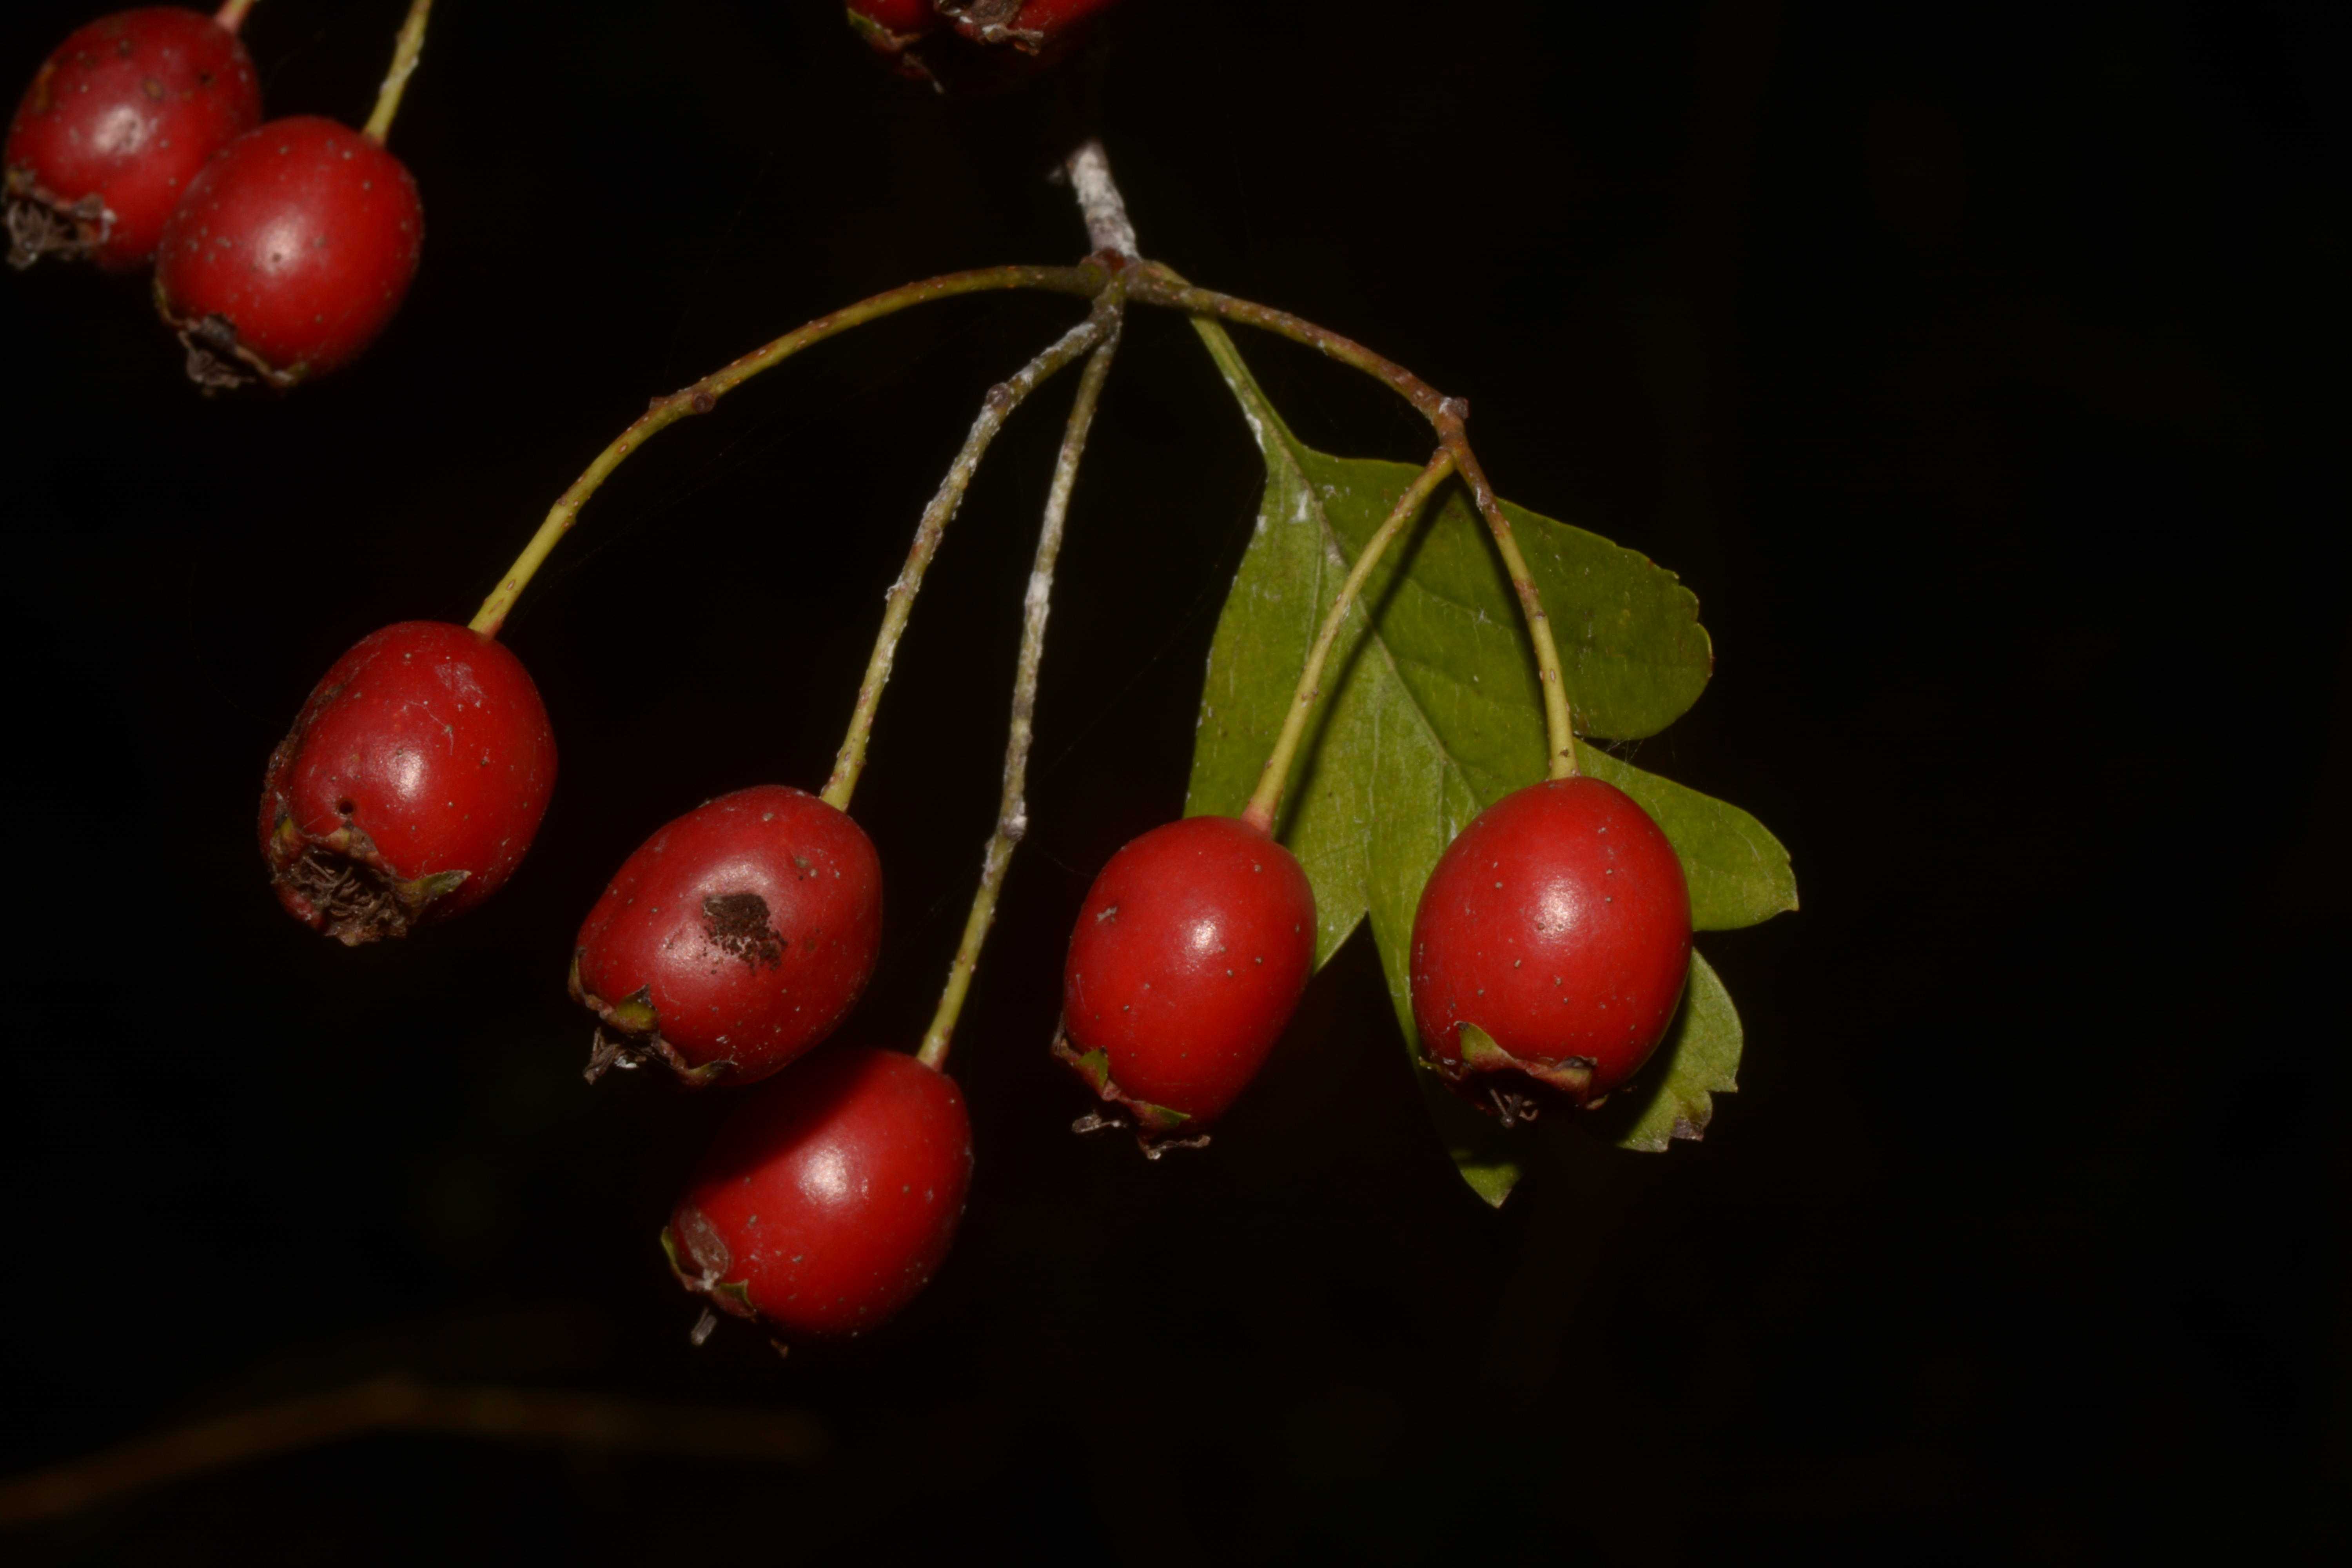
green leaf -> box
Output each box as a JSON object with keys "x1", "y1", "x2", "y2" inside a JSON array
[
  {"x1": 1578, "y1": 749, "x2": 1798, "y2": 932},
  {"x1": 1588, "y1": 950, "x2": 1742, "y2": 1153},
  {"x1": 1183, "y1": 319, "x2": 1788, "y2": 1200}
]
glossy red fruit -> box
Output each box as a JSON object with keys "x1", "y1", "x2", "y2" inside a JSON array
[
  {"x1": 571, "y1": 786, "x2": 883, "y2": 1088},
  {"x1": 1055, "y1": 814, "x2": 1316, "y2": 1142},
  {"x1": 4, "y1": 7, "x2": 259, "y2": 271},
  {"x1": 261, "y1": 621, "x2": 557, "y2": 945},
  {"x1": 153, "y1": 114, "x2": 421, "y2": 388},
  {"x1": 664, "y1": 1047, "x2": 973, "y2": 1344},
  {"x1": 1409, "y1": 777, "x2": 1691, "y2": 1118}
]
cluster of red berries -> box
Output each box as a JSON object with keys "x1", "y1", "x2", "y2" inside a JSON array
[
  {"x1": 6, "y1": 4, "x2": 424, "y2": 388},
  {"x1": 260, "y1": 612, "x2": 1692, "y2": 1348},
  {"x1": 261, "y1": 616, "x2": 969, "y2": 1346}
]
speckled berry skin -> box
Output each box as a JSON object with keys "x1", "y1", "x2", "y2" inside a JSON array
[
  {"x1": 154, "y1": 114, "x2": 421, "y2": 385},
  {"x1": 571, "y1": 786, "x2": 883, "y2": 1088},
  {"x1": 665, "y1": 1047, "x2": 973, "y2": 1343},
  {"x1": 1057, "y1": 814, "x2": 1316, "y2": 1135},
  {"x1": 260, "y1": 621, "x2": 557, "y2": 945},
  {"x1": 1409, "y1": 777, "x2": 1691, "y2": 1107},
  {"x1": 4, "y1": 7, "x2": 260, "y2": 270}
]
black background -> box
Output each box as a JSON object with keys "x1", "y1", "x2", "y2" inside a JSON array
[{"x1": 0, "y1": 0, "x2": 2343, "y2": 1560}]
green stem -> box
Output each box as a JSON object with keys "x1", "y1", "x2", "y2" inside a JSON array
[
  {"x1": 820, "y1": 294, "x2": 1117, "y2": 814},
  {"x1": 918, "y1": 294, "x2": 1125, "y2": 1072},
  {"x1": 1436, "y1": 417, "x2": 1578, "y2": 777},
  {"x1": 1134, "y1": 267, "x2": 1581, "y2": 777},
  {"x1": 466, "y1": 264, "x2": 1105, "y2": 640},
  {"x1": 361, "y1": 0, "x2": 433, "y2": 144},
  {"x1": 1240, "y1": 448, "x2": 1456, "y2": 834},
  {"x1": 213, "y1": 0, "x2": 259, "y2": 33}
]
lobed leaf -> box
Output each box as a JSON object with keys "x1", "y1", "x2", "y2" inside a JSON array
[{"x1": 1183, "y1": 319, "x2": 1789, "y2": 1201}]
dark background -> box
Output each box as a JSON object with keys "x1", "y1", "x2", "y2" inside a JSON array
[{"x1": 0, "y1": 0, "x2": 2342, "y2": 1560}]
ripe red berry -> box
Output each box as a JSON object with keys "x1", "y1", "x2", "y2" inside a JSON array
[
  {"x1": 153, "y1": 114, "x2": 421, "y2": 388},
  {"x1": 260, "y1": 621, "x2": 558, "y2": 945},
  {"x1": 1056, "y1": 814, "x2": 1316, "y2": 1140},
  {"x1": 664, "y1": 1046, "x2": 973, "y2": 1344},
  {"x1": 1409, "y1": 777, "x2": 1691, "y2": 1117},
  {"x1": 571, "y1": 786, "x2": 883, "y2": 1087},
  {"x1": 4, "y1": 6, "x2": 260, "y2": 270}
]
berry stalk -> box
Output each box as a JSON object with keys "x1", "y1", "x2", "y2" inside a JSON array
[
  {"x1": 466, "y1": 264, "x2": 1106, "y2": 639},
  {"x1": 1433, "y1": 408, "x2": 1578, "y2": 777},
  {"x1": 213, "y1": 0, "x2": 260, "y2": 32},
  {"x1": 1238, "y1": 446, "x2": 1457, "y2": 835},
  {"x1": 362, "y1": 0, "x2": 433, "y2": 144},
  {"x1": 818, "y1": 298, "x2": 1116, "y2": 814},
  {"x1": 918, "y1": 289, "x2": 1125, "y2": 1071}
]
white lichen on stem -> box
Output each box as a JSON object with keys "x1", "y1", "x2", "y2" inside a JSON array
[
  {"x1": 820, "y1": 305, "x2": 1114, "y2": 813},
  {"x1": 1065, "y1": 140, "x2": 1140, "y2": 260},
  {"x1": 919, "y1": 290, "x2": 1126, "y2": 1072}
]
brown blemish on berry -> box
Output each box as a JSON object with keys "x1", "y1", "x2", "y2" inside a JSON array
[{"x1": 703, "y1": 892, "x2": 785, "y2": 969}]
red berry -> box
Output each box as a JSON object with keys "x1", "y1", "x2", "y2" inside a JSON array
[
  {"x1": 1056, "y1": 814, "x2": 1316, "y2": 1140},
  {"x1": 664, "y1": 1047, "x2": 973, "y2": 1343},
  {"x1": 153, "y1": 114, "x2": 421, "y2": 388},
  {"x1": 1408, "y1": 777, "x2": 1691, "y2": 1117},
  {"x1": 260, "y1": 621, "x2": 557, "y2": 945},
  {"x1": 4, "y1": 7, "x2": 260, "y2": 270},
  {"x1": 571, "y1": 786, "x2": 883, "y2": 1088}
]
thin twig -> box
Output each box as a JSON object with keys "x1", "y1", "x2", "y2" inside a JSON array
[
  {"x1": 918, "y1": 289, "x2": 1126, "y2": 1071},
  {"x1": 820, "y1": 303, "x2": 1117, "y2": 813},
  {"x1": 361, "y1": 0, "x2": 433, "y2": 144},
  {"x1": 213, "y1": 0, "x2": 259, "y2": 33},
  {"x1": 0, "y1": 1376, "x2": 826, "y2": 1526},
  {"x1": 466, "y1": 264, "x2": 1106, "y2": 639}
]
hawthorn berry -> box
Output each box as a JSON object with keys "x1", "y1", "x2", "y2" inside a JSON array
[
  {"x1": 4, "y1": 6, "x2": 260, "y2": 270},
  {"x1": 260, "y1": 621, "x2": 557, "y2": 945},
  {"x1": 664, "y1": 1046, "x2": 973, "y2": 1344},
  {"x1": 1056, "y1": 814, "x2": 1316, "y2": 1141},
  {"x1": 571, "y1": 786, "x2": 884, "y2": 1088},
  {"x1": 153, "y1": 114, "x2": 422, "y2": 388},
  {"x1": 1409, "y1": 777, "x2": 1691, "y2": 1118}
]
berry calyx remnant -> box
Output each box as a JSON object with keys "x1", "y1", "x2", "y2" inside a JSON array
[
  {"x1": 150, "y1": 0, "x2": 431, "y2": 387},
  {"x1": 664, "y1": 1046, "x2": 973, "y2": 1345},
  {"x1": 260, "y1": 621, "x2": 557, "y2": 946},
  {"x1": 1409, "y1": 777, "x2": 1691, "y2": 1117},
  {"x1": 1056, "y1": 813, "x2": 1316, "y2": 1142},
  {"x1": 571, "y1": 787, "x2": 884, "y2": 1088},
  {"x1": 5, "y1": 6, "x2": 261, "y2": 271}
]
